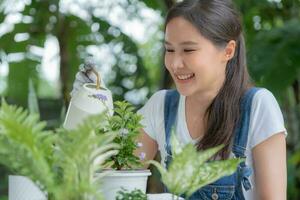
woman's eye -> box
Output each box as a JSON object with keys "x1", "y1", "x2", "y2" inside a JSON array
[
  {"x1": 184, "y1": 49, "x2": 195, "y2": 52},
  {"x1": 165, "y1": 49, "x2": 175, "y2": 53}
]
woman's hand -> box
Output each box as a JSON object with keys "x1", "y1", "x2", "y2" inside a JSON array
[{"x1": 71, "y1": 61, "x2": 105, "y2": 96}]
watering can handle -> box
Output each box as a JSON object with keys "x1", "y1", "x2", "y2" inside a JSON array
[{"x1": 91, "y1": 68, "x2": 101, "y2": 90}]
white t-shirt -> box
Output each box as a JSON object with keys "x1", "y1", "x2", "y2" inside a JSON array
[{"x1": 138, "y1": 88, "x2": 287, "y2": 200}]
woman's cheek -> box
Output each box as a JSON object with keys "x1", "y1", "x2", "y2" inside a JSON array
[{"x1": 164, "y1": 56, "x2": 172, "y2": 71}]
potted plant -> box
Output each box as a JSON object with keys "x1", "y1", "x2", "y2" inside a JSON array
[
  {"x1": 98, "y1": 101, "x2": 151, "y2": 200},
  {"x1": 148, "y1": 134, "x2": 242, "y2": 200},
  {"x1": 116, "y1": 188, "x2": 148, "y2": 200},
  {"x1": 0, "y1": 99, "x2": 119, "y2": 200}
]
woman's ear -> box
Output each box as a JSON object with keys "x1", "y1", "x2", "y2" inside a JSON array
[{"x1": 223, "y1": 40, "x2": 236, "y2": 61}]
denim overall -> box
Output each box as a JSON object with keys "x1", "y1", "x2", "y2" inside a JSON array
[{"x1": 164, "y1": 88, "x2": 260, "y2": 200}]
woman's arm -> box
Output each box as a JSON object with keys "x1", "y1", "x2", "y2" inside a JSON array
[
  {"x1": 134, "y1": 129, "x2": 159, "y2": 168},
  {"x1": 252, "y1": 132, "x2": 287, "y2": 200}
]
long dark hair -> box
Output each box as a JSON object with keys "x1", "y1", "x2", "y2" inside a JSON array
[{"x1": 165, "y1": 0, "x2": 252, "y2": 159}]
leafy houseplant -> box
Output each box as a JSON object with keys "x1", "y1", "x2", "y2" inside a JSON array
[
  {"x1": 148, "y1": 134, "x2": 243, "y2": 200},
  {"x1": 104, "y1": 101, "x2": 144, "y2": 170},
  {"x1": 0, "y1": 99, "x2": 119, "y2": 200},
  {"x1": 116, "y1": 188, "x2": 147, "y2": 200},
  {"x1": 98, "y1": 101, "x2": 151, "y2": 200}
]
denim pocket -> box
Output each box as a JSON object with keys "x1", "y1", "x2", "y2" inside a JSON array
[{"x1": 197, "y1": 184, "x2": 235, "y2": 200}]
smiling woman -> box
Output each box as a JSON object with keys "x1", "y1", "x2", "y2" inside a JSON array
[{"x1": 137, "y1": 0, "x2": 287, "y2": 199}]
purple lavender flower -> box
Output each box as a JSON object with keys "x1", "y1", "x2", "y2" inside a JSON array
[{"x1": 90, "y1": 93, "x2": 108, "y2": 101}]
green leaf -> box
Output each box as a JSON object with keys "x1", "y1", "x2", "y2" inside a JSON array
[
  {"x1": 105, "y1": 101, "x2": 143, "y2": 170},
  {"x1": 186, "y1": 158, "x2": 243, "y2": 197},
  {"x1": 149, "y1": 134, "x2": 242, "y2": 198},
  {"x1": 28, "y1": 78, "x2": 40, "y2": 115},
  {"x1": 141, "y1": 0, "x2": 167, "y2": 12},
  {"x1": 116, "y1": 188, "x2": 147, "y2": 200}
]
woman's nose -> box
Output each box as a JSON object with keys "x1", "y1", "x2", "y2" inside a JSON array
[{"x1": 172, "y1": 55, "x2": 184, "y2": 70}]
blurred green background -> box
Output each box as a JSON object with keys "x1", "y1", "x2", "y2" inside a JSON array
[{"x1": 0, "y1": 0, "x2": 299, "y2": 199}]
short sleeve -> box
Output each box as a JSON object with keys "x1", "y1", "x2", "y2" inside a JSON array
[
  {"x1": 137, "y1": 90, "x2": 167, "y2": 141},
  {"x1": 248, "y1": 89, "x2": 287, "y2": 149}
]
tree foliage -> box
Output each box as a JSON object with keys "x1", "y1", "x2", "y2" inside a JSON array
[{"x1": 0, "y1": 0, "x2": 153, "y2": 106}]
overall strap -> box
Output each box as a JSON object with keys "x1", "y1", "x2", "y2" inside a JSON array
[
  {"x1": 233, "y1": 87, "x2": 260, "y2": 157},
  {"x1": 232, "y1": 87, "x2": 261, "y2": 194},
  {"x1": 164, "y1": 89, "x2": 180, "y2": 165}
]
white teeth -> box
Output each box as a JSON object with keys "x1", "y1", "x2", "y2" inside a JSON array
[{"x1": 176, "y1": 73, "x2": 194, "y2": 80}]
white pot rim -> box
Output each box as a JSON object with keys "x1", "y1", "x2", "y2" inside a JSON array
[{"x1": 100, "y1": 169, "x2": 151, "y2": 177}]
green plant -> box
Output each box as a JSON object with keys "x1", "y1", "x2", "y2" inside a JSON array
[
  {"x1": 116, "y1": 188, "x2": 147, "y2": 200},
  {"x1": 148, "y1": 133, "x2": 243, "y2": 199},
  {"x1": 104, "y1": 101, "x2": 144, "y2": 170},
  {"x1": 288, "y1": 150, "x2": 300, "y2": 200},
  {"x1": 0, "y1": 99, "x2": 119, "y2": 200}
]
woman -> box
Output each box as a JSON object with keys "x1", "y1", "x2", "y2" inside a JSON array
[{"x1": 72, "y1": 0, "x2": 287, "y2": 199}]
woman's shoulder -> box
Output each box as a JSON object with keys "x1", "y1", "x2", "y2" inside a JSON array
[
  {"x1": 252, "y1": 87, "x2": 279, "y2": 107},
  {"x1": 248, "y1": 87, "x2": 286, "y2": 149},
  {"x1": 151, "y1": 89, "x2": 168, "y2": 99},
  {"x1": 251, "y1": 87, "x2": 283, "y2": 119}
]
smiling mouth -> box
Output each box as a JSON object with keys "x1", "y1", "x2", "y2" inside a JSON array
[{"x1": 176, "y1": 73, "x2": 195, "y2": 80}]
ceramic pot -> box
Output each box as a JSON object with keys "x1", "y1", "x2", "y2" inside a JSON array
[
  {"x1": 9, "y1": 175, "x2": 47, "y2": 200},
  {"x1": 100, "y1": 170, "x2": 151, "y2": 200}
]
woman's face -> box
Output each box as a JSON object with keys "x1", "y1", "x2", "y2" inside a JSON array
[{"x1": 164, "y1": 17, "x2": 230, "y2": 97}]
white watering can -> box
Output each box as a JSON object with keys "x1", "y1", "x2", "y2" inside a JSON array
[{"x1": 64, "y1": 69, "x2": 113, "y2": 130}]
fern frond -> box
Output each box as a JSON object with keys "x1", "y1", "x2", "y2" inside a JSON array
[
  {"x1": 0, "y1": 100, "x2": 55, "y2": 190},
  {"x1": 0, "y1": 100, "x2": 118, "y2": 200},
  {"x1": 53, "y1": 113, "x2": 118, "y2": 199}
]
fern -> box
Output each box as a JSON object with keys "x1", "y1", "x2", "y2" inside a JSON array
[
  {"x1": 0, "y1": 100, "x2": 55, "y2": 191},
  {"x1": 0, "y1": 99, "x2": 119, "y2": 200},
  {"x1": 53, "y1": 114, "x2": 119, "y2": 200}
]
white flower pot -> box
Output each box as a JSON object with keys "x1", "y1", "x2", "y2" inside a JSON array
[
  {"x1": 9, "y1": 175, "x2": 47, "y2": 200},
  {"x1": 100, "y1": 170, "x2": 151, "y2": 200}
]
